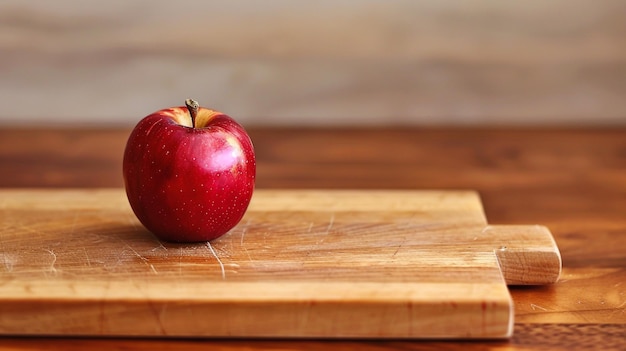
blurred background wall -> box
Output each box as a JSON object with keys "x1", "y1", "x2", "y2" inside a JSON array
[{"x1": 1, "y1": 0, "x2": 625, "y2": 127}]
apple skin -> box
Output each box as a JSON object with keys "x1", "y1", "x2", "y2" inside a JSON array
[{"x1": 123, "y1": 103, "x2": 255, "y2": 242}]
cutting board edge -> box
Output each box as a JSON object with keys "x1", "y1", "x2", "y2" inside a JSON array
[
  {"x1": 0, "y1": 188, "x2": 487, "y2": 213},
  {"x1": 0, "y1": 290, "x2": 513, "y2": 339}
]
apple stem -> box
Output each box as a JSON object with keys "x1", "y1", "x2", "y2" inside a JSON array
[{"x1": 185, "y1": 99, "x2": 200, "y2": 128}]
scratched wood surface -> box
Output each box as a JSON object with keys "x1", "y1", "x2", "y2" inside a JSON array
[
  {"x1": 0, "y1": 127, "x2": 623, "y2": 350},
  {"x1": 0, "y1": 189, "x2": 560, "y2": 338}
]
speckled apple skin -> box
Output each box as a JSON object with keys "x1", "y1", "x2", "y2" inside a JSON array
[{"x1": 123, "y1": 106, "x2": 256, "y2": 242}]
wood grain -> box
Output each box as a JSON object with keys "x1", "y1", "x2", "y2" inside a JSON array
[
  {"x1": 0, "y1": 127, "x2": 623, "y2": 349},
  {"x1": 0, "y1": 189, "x2": 560, "y2": 338},
  {"x1": 0, "y1": 324, "x2": 624, "y2": 351},
  {"x1": 1, "y1": 1, "x2": 625, "y2": 126}
]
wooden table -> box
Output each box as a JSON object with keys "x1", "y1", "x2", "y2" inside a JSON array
[{"x1": 0, "y1": 127, "x2": 624, "y2": 350}]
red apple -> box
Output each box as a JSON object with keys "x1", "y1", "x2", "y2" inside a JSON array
[{"x1": 123, "y1": 99, "x2": 255, "y2": 242}]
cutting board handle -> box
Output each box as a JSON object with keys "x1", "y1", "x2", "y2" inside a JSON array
[{"x1": 485, "y1": 225, "x2": 562, "y2": 285}]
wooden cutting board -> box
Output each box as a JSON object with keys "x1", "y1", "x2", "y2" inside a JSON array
[{"x1": 0, "y1": 189, "x2": 561, "y2": 339}]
